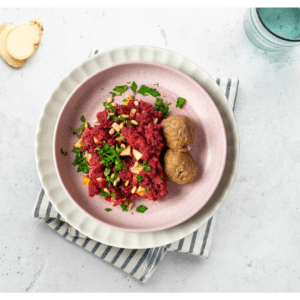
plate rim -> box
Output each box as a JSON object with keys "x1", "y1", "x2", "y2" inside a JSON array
[
  {"x1": 35, "y1": 45, "x2": 239, "y2": 248},
  {"x1": 52, "y1": 60, "x2": 227, "y2": 232}
]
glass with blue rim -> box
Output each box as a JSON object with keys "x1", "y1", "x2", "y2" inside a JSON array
[{"x1": 244, "y1": 7, "x2": 300, "y2": 52}]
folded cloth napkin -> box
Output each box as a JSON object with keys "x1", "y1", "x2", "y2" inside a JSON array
[{"x1": 32, "y1": 49, "x2": 239, "y2": 283}]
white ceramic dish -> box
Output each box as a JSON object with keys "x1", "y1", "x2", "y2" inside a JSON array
[{"x1": 35, "y1": 45, "x2": 239, "y2": 249}]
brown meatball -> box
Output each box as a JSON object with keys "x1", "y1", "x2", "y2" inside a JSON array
[
  {"x1": 164, "y1": 149, "x2": 198, "y2": 184},
  {"x1": 161, "y1": 115, "x2": 195, "y2": 152}
]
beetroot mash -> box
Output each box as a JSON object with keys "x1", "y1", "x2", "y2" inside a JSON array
[{"x1": 75, "y1": 97, "x2": 168, "y2": 208}]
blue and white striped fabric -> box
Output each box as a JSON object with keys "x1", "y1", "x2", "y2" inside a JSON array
[{"x1": 32, "y1": 50, "x2": 239, "y2": 283}]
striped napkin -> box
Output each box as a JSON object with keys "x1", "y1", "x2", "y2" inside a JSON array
[{"x1": 32, "y1": 50, "x2": 239, "y2": 283}]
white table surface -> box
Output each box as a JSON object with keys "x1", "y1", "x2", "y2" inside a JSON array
[{"x1": 1, "y1": 7, "x2": 300, "y2": 293}]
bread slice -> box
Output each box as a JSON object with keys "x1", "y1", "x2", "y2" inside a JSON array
[
  {"x1": 0, "y1": 23, "x2": 27, "y2": 68},
  {"x1": 6, "y1": 19, "x2": 43, "y2": 60}
]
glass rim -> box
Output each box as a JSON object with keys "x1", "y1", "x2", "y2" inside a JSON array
[{"x1": 256, "y1": 8, "x2": 300, "y2": 43}]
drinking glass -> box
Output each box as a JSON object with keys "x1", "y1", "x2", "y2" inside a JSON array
[{"x1": 244, "y1": 8, "x2": 300, "y2": 52}]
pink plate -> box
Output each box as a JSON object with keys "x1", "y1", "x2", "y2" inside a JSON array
[{"x1": 54, "y1": 61, "x2": 227, "y2": 232}]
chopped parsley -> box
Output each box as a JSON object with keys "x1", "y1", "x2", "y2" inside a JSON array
[
  {"x1": 105, "y1": 208, "x2": 112, "y2": 212},
  {"x1": 100, "y1": 189, "x2": 115, "y2": 198},
  {"x1": 154, "y1": 98, "x2": 170, "y2": 118},
  {"x1": 104, "y1": 167, "x2": 110, "y2": 177},
  {"x1": 103, "y1": 102, "x2": 116, "y2": 120},
  {"x1": 176, "y1": 97, "x2": 186, "y2": 109},
  {"x1": 110, "y1": 92, "x2": 116, "y2": 97},
  {"x1": 100, "y1": 190, "x2": 110, "y2": 197},
  {"x1": 72, "y1": 148, "x2": 90, "y2": 174},
  {"x1": 153, "y1": 184, "x2": 156, "y2": 190},
  {"x1": 69, "y1": 127, "x2": 77, "y2": 135},
  {"x1": 143, "y1": 166, "x2": 151, "y2": 172},
  {"x1": 120, "y1": 203, "x2": 129, "y2": 212},
  {"x1": 60, "y1": 148, "x2": 67, "y2": 156},
  {"x1": 97, "y1": 143, "x2": 125, "y2": 171},
  {"x1": 112, "y1": 85, "x2": 127, "y2": 96},
  {"x1": 136, "y1": 205, "x2": 148, "y2": 213},
  {"x1": 146, "y1": 186, "x2": 150, "y2": 191},
  {"x1": 86, "y1": 142, "x2": 89, "y2": 146},
  {"x1": 137, "y1": 85, "x2": 161, "y2": 97},
  {"x1": 76, "y1": 123, "x2": 85, "y2": 133},
  {"x1": 159, "y1": 176, "x2": 161, "y2": 180},
  {"x1": 69, "y1": 115, "x2": 86, "y2": 135},
  {"x1": 122, "y1": 99, "x2": 127, "y2": 102},
  {"x1": 111, "y1": 115, "x2": 126, "y2": 122},
  {"x1": 105, "y1": 175, "x2": 114, "y2": 186},
  {"x1": 127, "y1": 81, "x2": 131, "y2": 84},
  {"x1": 137, "y1": 175, "x2": 143, "y2": 182},
  {"x1": 103, "y1": 102, "x2": 113, "y2": 109},
  {"x1": 115, "y1": 144, "x2": 123, "y2": 153},
  {"x1": 113, "y1": 132, "x2": 120, "y2": 138},
  {"x1": 139, "y1": 161, "x2": 151, "y2": 172},
  {"x1": 130, "y1": 81, "x2": 137, "y2": 95}
]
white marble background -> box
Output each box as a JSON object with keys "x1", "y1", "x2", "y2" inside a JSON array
[{"x1": 1, "y1": 7, "x2": 300, "y2": 292}]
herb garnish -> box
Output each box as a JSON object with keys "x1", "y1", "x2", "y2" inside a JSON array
[
  {"x1": 137, "y1": 85, "x2": 160, "y2": 97},
  {"x1": 110, "y1": 92, "x2": 116, "y2": 97},
  {"x1": 111, "y1": 115, "x2": 126, "y2": 122},
  {"x1": 100, "y1": 189, "x2": 115, "y2": 198},
  {"x1": 143, "y1": 166, "x2": 151, "y2": 172},
  {"x1": 97, "y1": 143, "x2": 125, "y2": 171},
  {"x1": 105, "y1": 208, "x2": 112, "y2": 212},
  {"x1": 130, "y1": 81, "x2": 137, "y2": 95},
  {"x1": 115, "y1": 144, "x2": 123, "y2": 153},
  {"x1": 60, "y1": 148, "x2": 67, "y2": 156},
  {"x1": 137, "y1": 175, "x2": 143, "y2": 182},
  {"x1": 146, "y1": 186, "x2": 150, "y2": 191},
  {"x1": 104, "y1": 167, "x2": 110, "y2": 177},
  {"x1": 86, "y1": 142, "x2": 89, "y2": 146},
  {"x1": 154, "y1": 99, "x2": 170, "y2": 118},
  {"x1": 176, "y1": 97, "x2": 186, "y2": 109},
  {"x1": 112, "y1": 85, "x2": 127, "y2": 96},
  {"x1": 69, "y1": 115, "x2": 86, "y2": 135},
  {"x1": 72, "y1": 148, "x2": 90, "y2": 174},
  {"x1": 136, "y1": 205, "x2": 148, "y2": 213},
  {"x1": 139, "y1": 161, "x2": 151, "y2": 172},
  {"x1": 76, "y1": 115, "x2": 86, "y2": 133},
  {"x1": 120, "y1": 203, "x2": 129, "y2": 212},
  {"x1": 69, "y1": 127, "x2": 77, "y2": 135}
]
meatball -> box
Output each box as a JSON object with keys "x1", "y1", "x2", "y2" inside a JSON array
[
  {"x1": 164, "y1": 149, "x2": 198, "y2": 184},
  {"x1": 161, "y1": 115, "x2": 195, "y2": 152}
]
